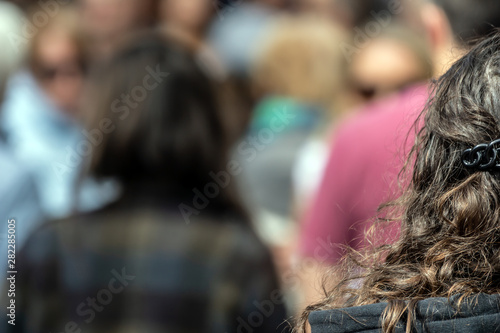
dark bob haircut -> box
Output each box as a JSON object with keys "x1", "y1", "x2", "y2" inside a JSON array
[{"x1": 83, "y1": 32, "x2": 243, "y2": 215}]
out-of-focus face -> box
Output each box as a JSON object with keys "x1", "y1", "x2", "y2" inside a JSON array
[
  {"x1": 34, "y1": 29, "x2": 85, "y2": 115},
  {"x1": 80, "y1": 0, "x2": 152, "y2": 39},
  {"x1": 161, "y1": 0, "x2": 212, "y2": 33},
  {"x1": 349, "y1": 37, "x2": 430, "y2": 100}
]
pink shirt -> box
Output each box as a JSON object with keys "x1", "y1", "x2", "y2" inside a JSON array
[{"x1": 300, "y1": 85, "x2": 429, "y2": 263}]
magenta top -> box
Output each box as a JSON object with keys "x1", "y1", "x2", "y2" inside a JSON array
[{"x1": 299, "y1": 84, "x2": 430, "y2": 263}]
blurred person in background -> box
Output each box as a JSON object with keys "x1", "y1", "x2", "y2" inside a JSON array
[
  {"x1": 28, "y1": 8, "x2": 86, "y2": 115},
  {"x1": 246, "y1": 8, "x2": 430, "y2": 311},
  {"x1": 298, "y1": 0, "x2": 500, "y2": 307},
  {"x1": 0, "y1": 1, "x2": 43, "y2": 272},
  {"x1": 291, "y1": 1, "x2": 432, "y2": 227},
  {"x1": 349, "y1": 26, "x2": 432, "y2": 101},
  {"x1": 246, "y1": 16, "x2": 348, "y2": 241},
  {"x1": 78, "y1": 0, "x2": 159, "y2": 61},
  {"x1": 1, "y1": 7, "x2": 87, "y2": 218},
  {"x1": 235, "y1": 16, "x2": 346, "y2": 311},
  {"x1": 0, "y1": 6, "x2": 114, "y2": 220},
  {"x1": 208, "y1": 0, "x2": 290, "y2": 78},
  {"x1": 160, "y1": 0, "x2": 255, "y2": 149},
  {"x1": 159, "y1": 0, "x2": 228, "y2": 82},
  {"x1": 327, "y1": 0, "x2": 433, "y2": 103},
  {"x1": 293, "y1": 24, "x2": 432, "y2": 225},
  {"x1": 2, "y1": 32, "x2": 288, "y2": 333}
]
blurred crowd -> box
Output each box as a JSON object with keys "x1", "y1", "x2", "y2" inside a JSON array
[{"x1": 0, "y1": 0, "x2": 499, "y2": 332}]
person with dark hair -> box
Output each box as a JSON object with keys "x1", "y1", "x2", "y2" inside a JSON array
[
  {"x1": 1, "y1": 6, "x2": 97, "y2": 219},
  {"x1": 1, "y1": 33, "x2": 287, "y2": 333},
  {"x1": 298, "y1": 0, "x2": 500, "y2": 307},
  {"x1": 301, "y1": 30, "x2": 500, "y2": 333}
]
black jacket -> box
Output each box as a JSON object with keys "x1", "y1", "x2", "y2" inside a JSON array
[{"x1": 309, "y1": 294, "x2": 500, "y2": 333}]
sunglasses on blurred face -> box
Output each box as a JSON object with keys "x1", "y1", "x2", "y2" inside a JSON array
[{"x1": 35, "y1": 62, "x2": 85, "y2": 82}]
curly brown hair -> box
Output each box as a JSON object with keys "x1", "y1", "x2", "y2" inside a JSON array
[{"x1": 298, "y1": 31, "x2": 500, "y2": 333}]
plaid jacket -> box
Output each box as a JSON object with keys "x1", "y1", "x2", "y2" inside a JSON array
[{"x1": 1, "y1": 194, "x2": 289, "y2": 333}]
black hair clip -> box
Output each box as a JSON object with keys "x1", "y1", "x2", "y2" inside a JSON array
[{"x1": 462, "y1": 139, "x2": 500, "y2": 171}]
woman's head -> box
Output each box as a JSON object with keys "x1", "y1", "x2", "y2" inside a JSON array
[
  {"x1": 83, "y1": 32, "x2": 237, "y2": 209},
  {"x1": 371, "y1": 28, "x2": 500, "y2": 331},
  {"x1": 300, "y1": 31, "x2": 500, "y2": 332},
  {"x1": 405, "y1": 31, "x2": 500, "y2": 244},
  {"x1": 349, "y1": 26, "x2": 432, "y2": 101},
  {"x1": 29, "y1": 7, "x2": 88, "y2": 115},
  {"x1": 253, "y1": 16, "x2": 346, "y2": 111}
]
